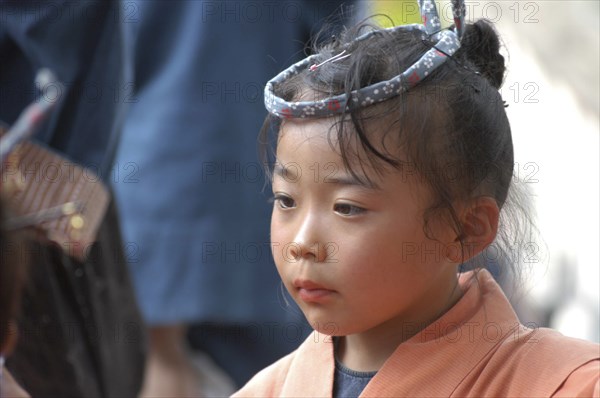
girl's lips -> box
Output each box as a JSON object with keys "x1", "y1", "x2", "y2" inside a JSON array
[
  {"x1": 293, "y1": 279, "x2": 336, "y2": 303},
  {"x1": 297, "y1": 287, "x2": 335, "y2": 302}
]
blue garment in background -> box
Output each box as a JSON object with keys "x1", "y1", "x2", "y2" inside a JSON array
[
  {"x1": 0, "y1": 0, "x2": 129, "y2": 176},
  {"x1": 113, "y1": 0, "x2": 351, "y2": 385}
]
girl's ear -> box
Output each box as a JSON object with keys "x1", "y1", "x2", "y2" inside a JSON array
[
  {"x1": 448, "y1": 196, "x2": 499, "y2": 263},
  {"x1": 0, "y1": 321, "x2": 19, "y2": 358}
]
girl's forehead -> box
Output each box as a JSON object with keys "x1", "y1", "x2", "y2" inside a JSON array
[
  {"x1": 278, "y1": 116, "x2": 407, "y2": 163},
  {"x1": 276, "y1": 118, "x2": 426, "y2": 194},
  {"x1": 277, "y1": 119, "x2": 339, "y2": 160}
]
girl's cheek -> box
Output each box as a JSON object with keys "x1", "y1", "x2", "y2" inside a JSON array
[{"x1": 270, "y1": 228, "x2": 286, "y2": 263}]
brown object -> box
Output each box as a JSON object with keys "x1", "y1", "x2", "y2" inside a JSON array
[{"x1": 2, "y1": 140, "x2": 109, "y2": 261}]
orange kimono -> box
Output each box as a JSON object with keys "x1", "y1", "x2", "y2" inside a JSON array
[{"x1": 234, "y1": 270, "x2": 599, "y2": 397}]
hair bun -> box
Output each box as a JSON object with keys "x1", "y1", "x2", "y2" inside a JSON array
[{"x1": 459, "y1": 20, "x2": 505, "y2": 89}]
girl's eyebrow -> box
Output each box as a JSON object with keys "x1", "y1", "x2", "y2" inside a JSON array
[
  {"x1": 273, "y1": 163, "x2": 299, "y2": 181},
  {"x1": 325, "y1": 174, "x2": 380, "y2": 190}
]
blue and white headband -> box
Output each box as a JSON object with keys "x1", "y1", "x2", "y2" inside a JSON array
[{"x1": 264, "y1": 0, "x2": 466, "y2": 119}]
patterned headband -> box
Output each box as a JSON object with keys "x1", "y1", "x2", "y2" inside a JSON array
[{"x1": 264, "y1": 0, "x2": 466, "y2": 119}]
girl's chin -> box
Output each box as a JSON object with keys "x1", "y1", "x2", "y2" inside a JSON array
[{"x1": 304, "y1": 318, "x2": 345, "y2": 336}]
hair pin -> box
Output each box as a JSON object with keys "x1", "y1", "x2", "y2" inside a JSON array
[{"x1": 309, "y1": 50, "x2": 351, "y2": 71}]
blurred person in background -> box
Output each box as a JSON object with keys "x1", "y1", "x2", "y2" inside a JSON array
[
  {"x1": 114, "y1": 0, "x2": 352, "y2": 395},
  {"x1": 0, "y1": 1, "x2": 146, "y2": 396}
]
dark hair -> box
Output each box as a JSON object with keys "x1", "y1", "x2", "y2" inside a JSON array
[
  {"x1": 261, "y1": 19, "x2": 536, "y2": 281},
  {"x1": 0, "y1": 200, "x2": 27, "y2": 350}
]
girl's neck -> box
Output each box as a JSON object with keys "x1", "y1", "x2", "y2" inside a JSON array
[{"x1": 336, "y1": 275, "x2": 464, "y2": 372}]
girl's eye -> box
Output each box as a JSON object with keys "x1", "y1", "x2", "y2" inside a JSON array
[
  {"x1": 333, "y1": 203, "x2": 366, "y2": 216},
  {"x1": 273, "y1": 194, "x2": 296, "y2": 209}
]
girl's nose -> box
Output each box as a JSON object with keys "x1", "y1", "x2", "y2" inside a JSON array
[
  {"x1": 288, "y1": 241, "x2": 328, "y2": 263},
  {"x1": 288, "y1": 214, "x2": 328, "y2": 263}
]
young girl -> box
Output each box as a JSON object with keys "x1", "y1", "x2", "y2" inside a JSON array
[{"x1": 234, "y1": 0, "x2": 600, "y2": 396}]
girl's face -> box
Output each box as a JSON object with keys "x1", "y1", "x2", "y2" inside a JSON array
[{"x1": 271, "y1": 118, "x2": 461, "y2": 338}]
